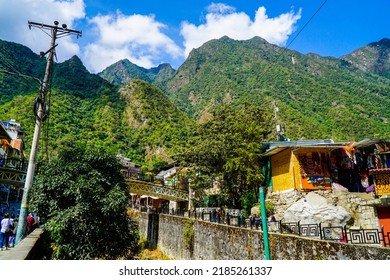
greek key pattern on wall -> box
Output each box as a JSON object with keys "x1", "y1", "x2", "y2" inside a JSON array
[
  {"x1": 300, "y1": 224, "x2": 320, "y2": 237},
  {"x1": 348, "y1": 229, "x2": 381, "y2": 245}
]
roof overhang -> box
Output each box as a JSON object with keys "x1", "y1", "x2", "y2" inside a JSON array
[
  {"x1": 0, "y1": 123, "x2": 11, "y2": 141},
  {"x1": 260, "y1": 139, "x2": 353, "y2": 157}
]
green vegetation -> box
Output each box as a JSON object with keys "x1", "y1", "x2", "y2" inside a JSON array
[
  {"x1": 165, "y1": 36, "x2": 390, "y2": 140},
  {"x1": 342, "y1": 38, "x2": 390, "y2": 79},
  {"x1": 1, "y1": 36, "x2": 390, "y2": 218},
  {"x1": 183, "y1": 219, "x2": 195, "y2": 251},
  {"x1": 175, "y1": 104, "x2": 272, "y2": 209},
  {"x1": 0, "y1": 76, "x2": 194, "y2": 169},
  {"x1": 138, "y1": 248, "x2": 173, "y2": 260},
  {"x1": 98, "y1": 59, "x2": 175, "y2": 86},
  {"x1": 29, "y1": 148, "x2": 139, "y2": 260}
]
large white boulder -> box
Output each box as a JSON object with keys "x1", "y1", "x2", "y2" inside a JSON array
[{"x1": 283, "y1": 192, "x2": 351, "y2": 225}]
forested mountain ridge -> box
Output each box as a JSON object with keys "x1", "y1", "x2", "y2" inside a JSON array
[
  {"x1": 0, "y1": 40, "x2": 193, "y2": 167},
  {"x1": 163, "y1": 36, "x2": 390, "y2": 141},
  {"x1": 1, "y1": 36, "x2": 389, "y2": 167},
  {"x1": 97, "y1": 36, "x2": 390, "y2": 142},
  {"x1": 0, "y1": 39, "x2": 46, "y2": 104},
  {"x1": 0, "y1": 39, "x2": 117, "y2": 104},
  {"x1": 341, "y1": 38, "x2": 390, "y2": 79},
  {"x1": 98, "y1": 58, "x2": 175, "y2": 86}
]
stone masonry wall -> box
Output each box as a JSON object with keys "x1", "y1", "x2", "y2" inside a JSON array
[
  {"x1": 138, "y1": 213, "x2": 390, "y2": 260},
  {"x1": 267, "y1": 189, "x2": 379, "y2": 229}
]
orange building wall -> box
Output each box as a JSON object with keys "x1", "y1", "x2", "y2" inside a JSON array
[
  {"x1": 294, "y1": 148, "x2": 332, "y2": 191},
  {"x1": 377, "y1": 206, "x2": 390, "y2": 246}
]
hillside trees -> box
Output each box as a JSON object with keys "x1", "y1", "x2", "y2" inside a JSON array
[
  {"x1": 29, "y1": 148, "x2": 139, "y2": 260},
  {"x1": 175, "y1": 104, "x2": 273, "y2": 213}
]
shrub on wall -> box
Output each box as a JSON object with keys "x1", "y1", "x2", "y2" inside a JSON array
[{"x1": 183, "y1": 219, "x2": 195, "y2": 251}]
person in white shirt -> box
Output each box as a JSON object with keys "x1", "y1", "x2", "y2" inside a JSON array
[{"x1": 1, "y1": 213, "x2": 13, "y2": 250}]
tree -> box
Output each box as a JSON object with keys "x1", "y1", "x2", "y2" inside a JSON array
[
  {"x1": 175, "y1": 104, "x2": 272, "y2": 211},
  {"x1": 30, "y1": 148, "x2": 139, "y2": 259}
]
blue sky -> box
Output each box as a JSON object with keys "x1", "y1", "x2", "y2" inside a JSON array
[{"x1": 0, "y1": 0, "x2": 389, "y2": 73}]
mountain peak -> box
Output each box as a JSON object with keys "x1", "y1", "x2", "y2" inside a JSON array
[
  {"x1": 376, "y1": 38, "x2": 390, "y2": 47},
  {"x1": 341, "y1": 38, "x2": 390, "y2": 78},
  {"x1": 99, "y1": 59, "x2": 175, "y2": 86}
]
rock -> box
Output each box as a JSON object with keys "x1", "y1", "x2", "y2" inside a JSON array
[
  {"x1": 283, "y1": 192, "x2": 351, "y2": 225},
  {"x1": 332, "y1": 182, "x2": 349, "y2": 192}
]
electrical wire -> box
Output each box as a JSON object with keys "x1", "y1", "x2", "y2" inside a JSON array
[
  {"x1": 285, "y1": 0, "x2": 328, "y2": 51},
  {"x1": 0, "y1": 52, "x2": 41, "y2": 91},
  {"x1": 259, "y1": 0, "x2": 328, "y2": 139},
  {"x1": 263, "y1": 0, "x2": 328, "y2": 73}
]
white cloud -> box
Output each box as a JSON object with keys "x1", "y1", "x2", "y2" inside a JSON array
[
  {"x1": 181, "y1": 4, "x2": 302, "y2": 57},
  {"x1": 206, "y1": 2, "x2": 236, "y2": 14},
  {"x1": 0, "y1": 0, "x2": 85, "y2": 62},
  {"x1": 0, "y1": 1, "x2": 302, "y2": 74},
  {"x1": 83, "y1": 11, "x2": 183, "y2": 73}
]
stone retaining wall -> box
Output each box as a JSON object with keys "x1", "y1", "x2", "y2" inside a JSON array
[{"x1": 139, "y1": 213, "x2": 390, "y2": 260}]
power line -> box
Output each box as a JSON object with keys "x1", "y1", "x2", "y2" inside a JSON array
[
  {"x1": 285, "y1": 0, "x2": 328, "y2": 50},
  {"x1": 260, "y1": 0, "x2": 328, "y2": 140},
  {"x1": 0, "y1": 69, "x2": 42, "y2": 87},
  {"x1": 0, "y1": 53, "x2": 41, "y2": 91},
  {"x1": 265, "y1": 0, "x2": 328, "y2": 71}
]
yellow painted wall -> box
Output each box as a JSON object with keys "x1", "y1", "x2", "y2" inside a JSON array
[
  {"x1": 271, "y1": 148, "x2": 295, "y2": 192},
  {"x1": 270, "y1": 147, "x2": 333, "y2": 192},
  {"x1": 292, "y1": 153, "x2": 302, "y2": 190}
]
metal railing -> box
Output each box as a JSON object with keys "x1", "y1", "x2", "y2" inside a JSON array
[
  {"x1": 0, "y1": 157, "x2": 27, "y2": 172},
  {"x1": 278, "y1": 220, "x2": 389, "y2": 247},
  {"x1": 134, "y1": 205, "x2": 390, "y2": 248}
]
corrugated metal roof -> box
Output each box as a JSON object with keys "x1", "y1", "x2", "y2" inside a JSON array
[
  {"x1": 353, "y1": 138, "x2": 388, "y2": 148},
  {"x1": 260, "y1": 139, "x2": 353, "y2": 157}
]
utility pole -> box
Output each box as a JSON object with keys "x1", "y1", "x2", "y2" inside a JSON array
[{"x1": 15, "y1": 21, "x2": 81, "y2": 245}]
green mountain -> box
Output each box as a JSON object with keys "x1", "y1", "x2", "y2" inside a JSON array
[
  {"x1": 1, "y1": 36, "x2": 390, "y2": 167},
  {"x1": 0, "y1": 39, "x2": 117, "y2": 103},
  {"x1": 163, "y1": 36, "x2": 390, "y2": 141},
  {"x1": 0, "y1": 40, "x2": 193, "y2": 167},
  {"x1": 341, "y1": 38, "x2": 390, "y2": 79},
  {"x1": 98, "y1": 59, "x2": 175, "y2": 86},
  {"x1": 0, "y1": 39, "x2": 46, "y2": 104},
  {"x1": 52, "y1": 55, "x2": 116, "y2": 99}
]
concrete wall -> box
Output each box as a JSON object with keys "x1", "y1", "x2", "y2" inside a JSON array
[
  {"x1": 139, "y1": 212, "x2": 160, "y2": 249},
  {"x1": 0, "y1": 228, "x2": 48, "y2": 260},
  {"x1": 139, "y1": 213, "x2": 390, "y2": 260}
]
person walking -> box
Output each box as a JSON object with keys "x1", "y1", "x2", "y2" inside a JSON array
[
  {"x1": 26, "y1": 213, "x2": 35, "y2": 235},
  {"x1": 1, "y1": 213, "x2": 13, "y2": 250},
  {"x1": 10, "y1": 216, "x2": 18, "y2": 247}
]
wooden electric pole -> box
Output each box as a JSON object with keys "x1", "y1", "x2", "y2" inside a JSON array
[{"x1": 15, "y1": 21, "x2": 81, "y2": 245}]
